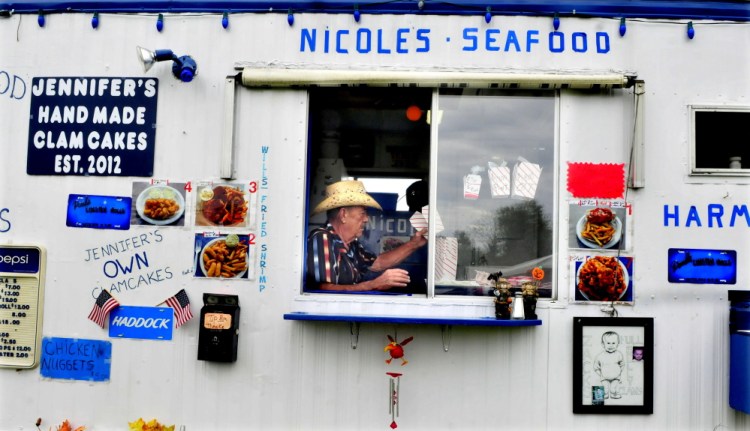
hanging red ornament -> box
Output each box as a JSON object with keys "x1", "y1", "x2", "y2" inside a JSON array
[
  {"x1": 385, "y1": 335, "x2": 414, "y2": 365},
  {"x1": 405, "y1": 105, "x2": 422, "y2": 122}
]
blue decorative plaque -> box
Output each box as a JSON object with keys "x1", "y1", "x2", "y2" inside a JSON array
[
  {"x1": 66, "y1": 194, "x2": 131, "y2": 230},
  {"x1": 26, "y1": 77, "x2": 158, "y2": 177},
  {"x1": 108, "y1": 306, "x2": 173, "y2": 340},
  {"x1": 668, "y1": 248, "x2": 736, "y2": 284},
  {"x1": 40, "y1": 337, "x2": 112, "y2": 382}
]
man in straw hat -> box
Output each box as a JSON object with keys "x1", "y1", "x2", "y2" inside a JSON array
[{"x1": 306, "y1": 180, "x2": 428, "y2": 292}]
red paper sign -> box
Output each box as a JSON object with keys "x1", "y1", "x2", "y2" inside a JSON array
[{"x1": 567, "y1": 162, "x2": 625, "y2": 199}]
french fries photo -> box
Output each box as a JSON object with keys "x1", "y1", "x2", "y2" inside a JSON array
[
  {"x1": 201, "y1": 238, "x2": 249, "y2": 278},
  {"x1": 580, "y1": 207, "x2": 617, "y2": 247},
  {"x1": 581, "y1": 221, "x2": 615, "y2": 246}
]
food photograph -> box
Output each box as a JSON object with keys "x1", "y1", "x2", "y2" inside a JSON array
[
  {"x1": 194, "y1": 183, "x2": 249, "y2": 227},
  {"x1": 193, "y1": 233, "x2": 251, "y2": 279},
  {"x1": 573, "y1": 255, "x2": 634, "y2": 302},
  {"x1": 131, "y1": 182, "x2": 187, "y2": 226},
  {"x1": 569, "y1": 204, "x2": 627, "y2": 250}
]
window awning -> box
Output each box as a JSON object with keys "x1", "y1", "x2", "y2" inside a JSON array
[{"x1": 238, "y1": 67, "x2": 636, "y2": 89}]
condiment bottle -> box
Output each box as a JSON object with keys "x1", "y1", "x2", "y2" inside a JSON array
[{"x1": 511, "y1": 292, "x2": 525, "y2": 320}]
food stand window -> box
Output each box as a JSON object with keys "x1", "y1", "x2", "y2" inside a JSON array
[
  {"x1": 690, "y1": 106, "x2": 750, "y2": 176},
  {"x1": 302, "y1": 87, "x2": 554, "y2": 297},
  {"x1": 237, "y1": 68, "x2": 633, "y2": 307}
]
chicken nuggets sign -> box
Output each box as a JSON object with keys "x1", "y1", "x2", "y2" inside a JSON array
[{"x1": 26, "y1": 77, "x2": 159, "y2": 177}]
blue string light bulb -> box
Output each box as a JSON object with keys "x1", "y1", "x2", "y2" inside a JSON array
[
  {"x1": 553, "y1": 12, "x2": 560, "y2": 30},
  {"x1": 485, "y1": 7, "x2": 492, "y2": 24},
  {"x1": 91, "y1": 12, "x2": 99, "y2": 29},
  {"x1": 354, "y1": 5, "x2": 360, "y2": 23},
  {"x1": 222, "y1": 11, "x2": 229, "y2": 29},
  {"x1": 287, "y1": 9, "x2": 294, "y2": 26},
  {"x1": 619, "y1": 17, "x2": 626, "y2": 37},
  {"x1": 687, "y1": 21, "x2": 695, "y2": 39},
  {"x1": 156, "y1": 13, "x2": 164, "y2": 32},
  {"x1": 37, "y1": 10, "x2": 45, "y2": 27}
]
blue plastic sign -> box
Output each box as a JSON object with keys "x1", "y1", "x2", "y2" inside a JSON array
[
  {"x1": 26, "y1": 77, "x2": 158, "y2": 176},
  {"x1": 66, "y1": 194, "x2": 131, "y2": 230},
  {"x1": 0, "y1": 246, "x2": 40, "y2": 274},
  {"x1": 108, "y1": 306, "x2": 173, "y2": 340},
  {"x1": 40, "y1": 337, "x2": 112, "y2": 382},
  {"x1": 668, "y1": 248, "x2": 736, "y2": 284}
]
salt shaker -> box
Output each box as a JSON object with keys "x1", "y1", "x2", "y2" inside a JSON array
[{"x1": 511, "y1": 292, "x2": 525, "y2": 320}]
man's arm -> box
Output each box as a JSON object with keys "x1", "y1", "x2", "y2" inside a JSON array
[
  {"x1": 317, "y1": 268, "x2": 412, "y2": 291},
  {"x1": 370, "y1": 228, "x2": 427, "y2": 272}
]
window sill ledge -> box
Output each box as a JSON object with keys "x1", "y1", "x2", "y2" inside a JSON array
[{"x1": 283, "y1": 312, "x2": 541, "y2": 327}]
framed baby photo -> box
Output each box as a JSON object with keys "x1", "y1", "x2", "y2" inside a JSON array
[{"x1": 573, "y1": 317, "x2": 654, "y2": 414}]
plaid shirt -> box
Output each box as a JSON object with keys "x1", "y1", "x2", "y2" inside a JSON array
[{"x1": 306, "y1": 224, "x2": 376, "y2": 288}]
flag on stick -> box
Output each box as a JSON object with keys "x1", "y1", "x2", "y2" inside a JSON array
[
  {"x1": 164, "y1": 289, "x2": 193, "y2": 328},
  {"x1": 88, "y1": 289, "x2": 120, "y2": 328}
]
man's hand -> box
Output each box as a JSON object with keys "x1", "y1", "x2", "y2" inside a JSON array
[
  {"x1": 409, "y1": 228, "x2": 428, "y2": 248},
  {"x1": 370, "y1": 268, "x2": 411, "y2": 290}
]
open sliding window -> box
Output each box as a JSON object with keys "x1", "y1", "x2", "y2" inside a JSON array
[{"x1": 239, "y1": 68, "x2": 632, "y2": 306}]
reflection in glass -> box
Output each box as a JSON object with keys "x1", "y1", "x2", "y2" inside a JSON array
[{"x1": 435, "y1": 90, "x2": 555, "y2": 297}]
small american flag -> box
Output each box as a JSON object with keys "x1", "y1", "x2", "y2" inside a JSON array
[
  {"x1": 165, "y1": 289, "x2": 193, "y2": 328},
  {"x1": 88, "y1": 290, "x2": 120, "y2": 328}
]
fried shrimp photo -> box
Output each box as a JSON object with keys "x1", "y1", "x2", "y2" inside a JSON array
[
  {"x1": 577, "y1": 256, "x2": 627, "y2": 301},
  {"x1": 201, "y1": 237, "x2": 249, "y2": 278},
  {"x1": 143, "y1": 198, "x2": 180, "y2": 220},
  {"x1": 136, "y1": 185, "x2": 186, "y2": 225}
]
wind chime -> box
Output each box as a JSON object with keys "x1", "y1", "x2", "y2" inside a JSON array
[
  {"x1": 384, "y1": 332, "x2": 413, "y2": 429},
  {"x1": 386, "y1": 372, "x2": 402, "y2": 429}
]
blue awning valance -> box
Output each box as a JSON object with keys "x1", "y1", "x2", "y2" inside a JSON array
[{"x1": 2, "y1": 0, "x2": 749, "y2": 21}]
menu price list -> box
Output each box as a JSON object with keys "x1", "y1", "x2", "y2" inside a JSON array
[{"x1": 0, "y1": 276, "x2": 40, "y2": 368}]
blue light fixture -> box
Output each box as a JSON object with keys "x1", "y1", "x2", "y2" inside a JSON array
[
  {"x1": 287, "y1": 9, "x2": 294, "y2": 26},
  {"x1": 354, "y1": 5, "x2": 361, "y2": 22},
  {"x1": 619, "y1": 17, "x2": 626, "y2": 37},
  {"x1": 37, "y1": 10, "x2": 44, "y2": 27},
  {"x1": 137, "y1": 46, "x2": 198, "y2": 83},
  {"x1": 222, "y1": 12, "x2": 229, "y2": 29},
  {"x1": 687, "y1": 21, "x2": 695, "y2": 39},
  {"x1": 91, "y1": 12, "x2": 99, "y2": 29},
  {"x1": 553, "y1": 12, "x2": 560, "y2": 30},
  {"x1": 484, "y1": 7, "x2": 492, "y2": 24},
  {"x1": 156, "y1": 13, "x2": 164, "y2": 32}
]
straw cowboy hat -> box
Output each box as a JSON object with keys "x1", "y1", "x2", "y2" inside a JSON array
[{"x1": 312, "y1": 180, "x2": 382, "y2": 215}]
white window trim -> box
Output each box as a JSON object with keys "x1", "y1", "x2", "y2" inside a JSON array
[
  {"x1": 233, "y1": 67, "x2": 636, "y2": 318},
  {"x1": 689, "y1": 104, "x2": 750, "y2": 178}
]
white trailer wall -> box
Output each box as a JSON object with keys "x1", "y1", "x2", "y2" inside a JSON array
[{"x1": 1, "y1": 11, "x2": 750, "y2": 431}]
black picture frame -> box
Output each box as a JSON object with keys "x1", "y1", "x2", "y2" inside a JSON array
[{"x1": 573, "y1": 317, "x2": 654, "y2": 414}]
